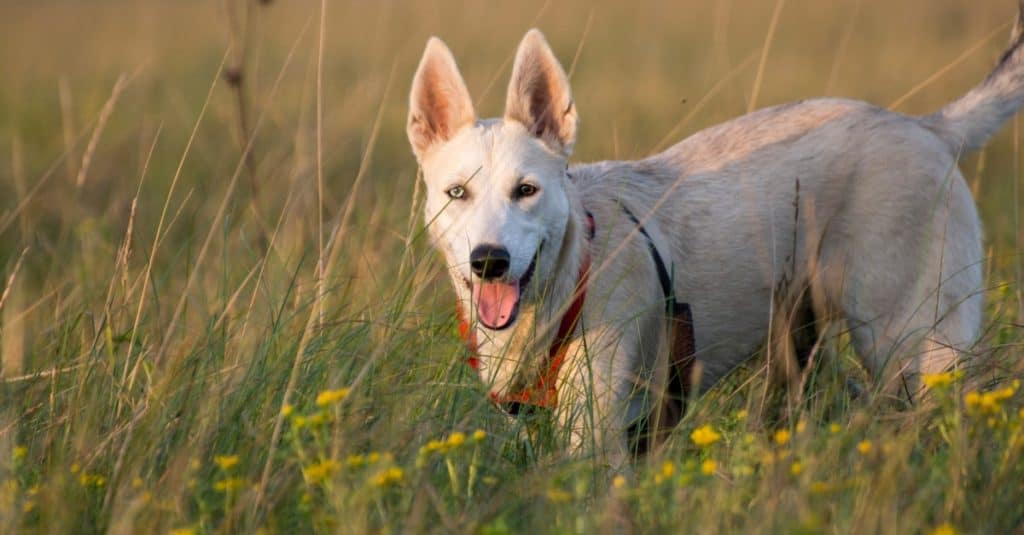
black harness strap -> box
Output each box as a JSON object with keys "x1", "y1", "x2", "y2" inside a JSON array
[{"x1": 618, "y1": 203, "x2": 697, "y2": 455}]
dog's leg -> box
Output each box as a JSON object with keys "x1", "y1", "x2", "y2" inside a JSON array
[{"x1": 824, "y1": 169, "x2": 984, "y2": 399}]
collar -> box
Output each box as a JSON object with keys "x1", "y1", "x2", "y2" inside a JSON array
[{"x1": 457, "y1": 211, "x2": 595, "y2": 409}]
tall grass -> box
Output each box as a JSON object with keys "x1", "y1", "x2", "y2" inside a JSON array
[{"x1": 0, "y1": 0, "x2": 1022, "y2": 532}]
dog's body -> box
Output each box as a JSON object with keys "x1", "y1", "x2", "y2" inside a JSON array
[{"x1": 407, "y1": 4, "x2": 1024, "y2": 466}]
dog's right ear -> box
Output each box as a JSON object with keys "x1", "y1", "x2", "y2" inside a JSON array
[{"x1": 407, "y1": 37, "x2": 476, "y2": 162}]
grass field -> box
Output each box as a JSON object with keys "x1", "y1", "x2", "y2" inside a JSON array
[{"x1": 1, "y1": 0, "x2": 1024, "y2": 532}]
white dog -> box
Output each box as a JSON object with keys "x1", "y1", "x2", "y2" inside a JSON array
[{"x1": 406, "y1": 3, "x2": 1024, "y2": 465}]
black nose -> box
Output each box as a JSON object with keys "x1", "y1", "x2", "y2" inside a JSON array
[
  {"x1": 470, "y1": 245, "x2": 510, "y2": 280},
  {"x1": 501, "y1": 401, "x2": 535, "y2": 418}
]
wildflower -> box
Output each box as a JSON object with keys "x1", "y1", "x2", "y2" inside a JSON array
[
  {"x1": 22, "y1": 501, "x2": 35, "y2": 513},
  {"x1": 928, "y1": 523, "x2": 956, "y2": 535},
  {"x1": 446, "y1": 432, "x2": 466, "y2": 449},
  {"x1": 612, "y1": 475, "x2": 626, "y2": 489},
  {"x1": 213, "y1": 477, "x2": 245, "y2": 492},
  {"x1": 701, "y1": 459, "x2": 717, "y2": 476},
  {"x1": 546, "y1": 488, "x2": 573, "y2": 503},
  {"x1": 189, "y1": 458, "x2": 201, "y2": 471},
  {"x1": 790, "y1": 461, "x2": 803, "y2": 476},
  {"x1": 346, "y1": 454, "x2": 366, "y2": 468},
  {"x1": 857, "y1": 440, "x2": 872, "y2": 455},
  {"x1": 922, "y1": 371, "x2": 959, "y2": 389},
  {"x1": 78, "y1": 473, "x2": 106, "y2": 487},
  {"x1": 214, "y1": 455, "x2": 240, "y2": 471},
  {"x1": 654, "y1": 461, "x2": 675, "y2": 484},
  {"x1": 734, "y1": 410, "x2": 748, "y2": 421},
  {"x1": 132, "y1": 477, "x2": 144, "y2": 489},
  {"x1": 371, "y1": 467, "x2": 404, "y2": 487},
  {"x1": 964, "y1": 387, "x2": 1015, "y2": 415},
  {"x1": 316, "y1": 388, "x2": 351, "y2": 407},
  {"x1": 367, "y1": 452, "x2": 382, "y2": 464},
  {"x1": 13, "y1": 446, "x2": 27, "y2": 461},
  {"x1": 292, "y1": 415, "x2": 308, "y2": 428},
  {"x1": 302, "y1": 460, "x2": 341, "y2": 484},
  {"x1": 796, "y1": 420, "x2": 807, "y2": 434},
  {"x1": 27, "y1": 485, "x2": 39, "y2": 496},
  {"x1": 774, "y1": 429, "x2": 791, "y2": 446},
  {"x1": 70, "y1": 463, "x2": 81, "y2": 474},
  {"x1": 810, "y1": 481, "x2": 831, "y2": 494},
  {"x1": 170, "y1": 529, "x2": 197, "y2": 535},
  {"x1": 281, "y1": 404, "x2": 294, "y2": 417},
  {"x1": 690, "y1": 425, "x2": 722, "y2": 447},
  {"x1": 473, "y1": 429, "x2": 487, "y2": 442},
  {"x1": 829, "y1": 423, "x2": 842, "y2": 434}
]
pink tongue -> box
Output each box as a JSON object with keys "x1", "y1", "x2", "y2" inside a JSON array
[{"x1": 472, "y1": 280, "x2": 520, "y2": 330}]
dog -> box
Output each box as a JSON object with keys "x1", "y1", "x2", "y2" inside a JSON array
[{"x1": 406, "y1": 2, "x2": 1024, "y2": 467}]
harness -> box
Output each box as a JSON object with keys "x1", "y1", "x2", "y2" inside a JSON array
[{"x1": 457, "y1": 204, "x2": 697, "y2": 419}]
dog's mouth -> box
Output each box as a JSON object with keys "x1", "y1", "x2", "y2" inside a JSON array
[{"x1": 468, "y1": 246, "x2": 540, "y2": 331}]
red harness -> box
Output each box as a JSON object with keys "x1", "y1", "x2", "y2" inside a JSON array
[{"x1": 457, "y1": 214, "x2": 594, "y2": 409}]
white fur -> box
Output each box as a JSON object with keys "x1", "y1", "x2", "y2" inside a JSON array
[{"x1": 406, "y1": 5, "x2": 1024, "y2": 467}]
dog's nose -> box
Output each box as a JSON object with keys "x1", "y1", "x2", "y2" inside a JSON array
[
  {"x1": 470, "y1": 245, "x2": 511, "y2": 280},
  {"x1": 501, "y1": 401, "x2": 534, "y2": 418}
]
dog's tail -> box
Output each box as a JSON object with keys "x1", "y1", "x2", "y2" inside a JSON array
[{"x1": 929, "y1": 0, "x2": 1024, "y2": 152}]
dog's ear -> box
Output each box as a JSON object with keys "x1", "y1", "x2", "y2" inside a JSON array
[
  {"x1": 407, "y1": 37, "x2": 476, "y2": 162},
  {"x1": 504, "y1": 29, "x2": 578, "y2": 157}
]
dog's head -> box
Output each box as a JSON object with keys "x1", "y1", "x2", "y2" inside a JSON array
[{"x1": 407, "y1": 30, "x2": 578, "y2": 335}]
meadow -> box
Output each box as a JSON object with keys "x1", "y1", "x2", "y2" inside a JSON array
[{"x1": 1, "y1": 0, "x2": 1023, "y2": 532}]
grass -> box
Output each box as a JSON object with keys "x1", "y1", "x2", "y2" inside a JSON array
[{"x1": 0, "y1": 0, "x2": 1023, "y2": 532}]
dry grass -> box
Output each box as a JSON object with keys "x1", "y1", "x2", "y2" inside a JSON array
[{"x1": 0, "y1": 0, "x2": 1022, "y2": 532}]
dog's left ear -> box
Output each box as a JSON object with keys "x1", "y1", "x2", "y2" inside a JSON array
[{"x1": 504, "y1": 29, "x2": 578, "y2": 157}]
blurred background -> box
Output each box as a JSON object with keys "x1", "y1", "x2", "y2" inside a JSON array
[{"x1": 1, "y1": 1, "x2": 1022, "y2": 531}]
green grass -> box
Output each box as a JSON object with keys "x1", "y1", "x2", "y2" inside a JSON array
[{"x1": 1, "y1": 0, "x2": 1023, "y2": 532}]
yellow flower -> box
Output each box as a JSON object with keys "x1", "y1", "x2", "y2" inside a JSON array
[
  {"x1": 545, "y1": 488, "x2": 573, "y2": 503},
  {"x1": 189, "y1": 458, "x2": 201, "y2": 471},
  {"x1": 774, "y1": 429, "x2": 791, "y2": 446},
  {"x1": 316, "y1": 388, "x2": 351, "y2": 407},
  {"x1": 371, "y1": 467, "x2": 404, "y2": 487},
  {"x1": 928, "y1": 523, "x2": 956, "y2": 535},
  {"x1": 78, "y1": 473, "x2": 106, "y2": 487},
  {"x1": 170, "y1": 529, "x2": 197, "y2": 535},
  {"x1": 367, "y1": 452, "x2": 382, "y2": 464},
  {"x1": 132, "y1": 477, "x2": 144, "y2": 489},
  {"x1": 790, "y1": 461, "x2": 803, "y2": 476},
  {"x1": 346, "y1": 454, "x2": 366, "y2": 468},
  {"x1": 829, "y1": 423, "x2": 842, "y2": 434},
  {"x1": 795, "y1": 420, "x2": 807, "y2": 434},
  {"x1": 473, "y1": 429, "x2": 487, "y2": 442},
  {"x1": 857, "y1": 440, "x2": 872, "y2": 455},
  {"x1": 13, "y1": 446, "x2": 27, "y2": 460},
  {"x1": 22, "y1": 500, "x2": 35, "y2": 513},
  {"x1": 213, "y1": 477, "x2": 245, "y2": 493},
  {"x1": 922, "y1": 371, "x2": 959, "y2": 389},
  {"x1": 302, "y1": 460, "x2": 341, "y2": 484},
  {"x1": 700, "y1": 459, "x2": 717, "y2": 475},
  {"x1": 654, "y1": 461, "x2": 675, "y2": 484},
  {"x1": 70, "y1": 463, "x2": 81, "y2": 474},
  {"x1": 964, "y1": 387, "x2": 1014, "y2": 415},
  {"x1": 446, "y1": 432, "x2": 466, "y2": 449},
  {"x1": 612, "y1": 475, "x2": 626, "y2": 489},
  {"x1": 214, "y1": 455, "x2": 240, "y2": 471},
  {"x1": 690, "y1": 425, "x2": 722, "y2": 447},
  {"x1": 281, "y1": 404, "x2": 294, "y2": 417},
  {"x1": 734, "y1": 410, "x2": 748, "y2": 421}
]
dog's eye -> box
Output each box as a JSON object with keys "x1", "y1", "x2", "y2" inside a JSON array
[
  {"x1": 516, "y1": 183, "x2": 538, "y2": 198},
  {"x1": 447, "y1": 185, "x2": 466, "y2": 200}
]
